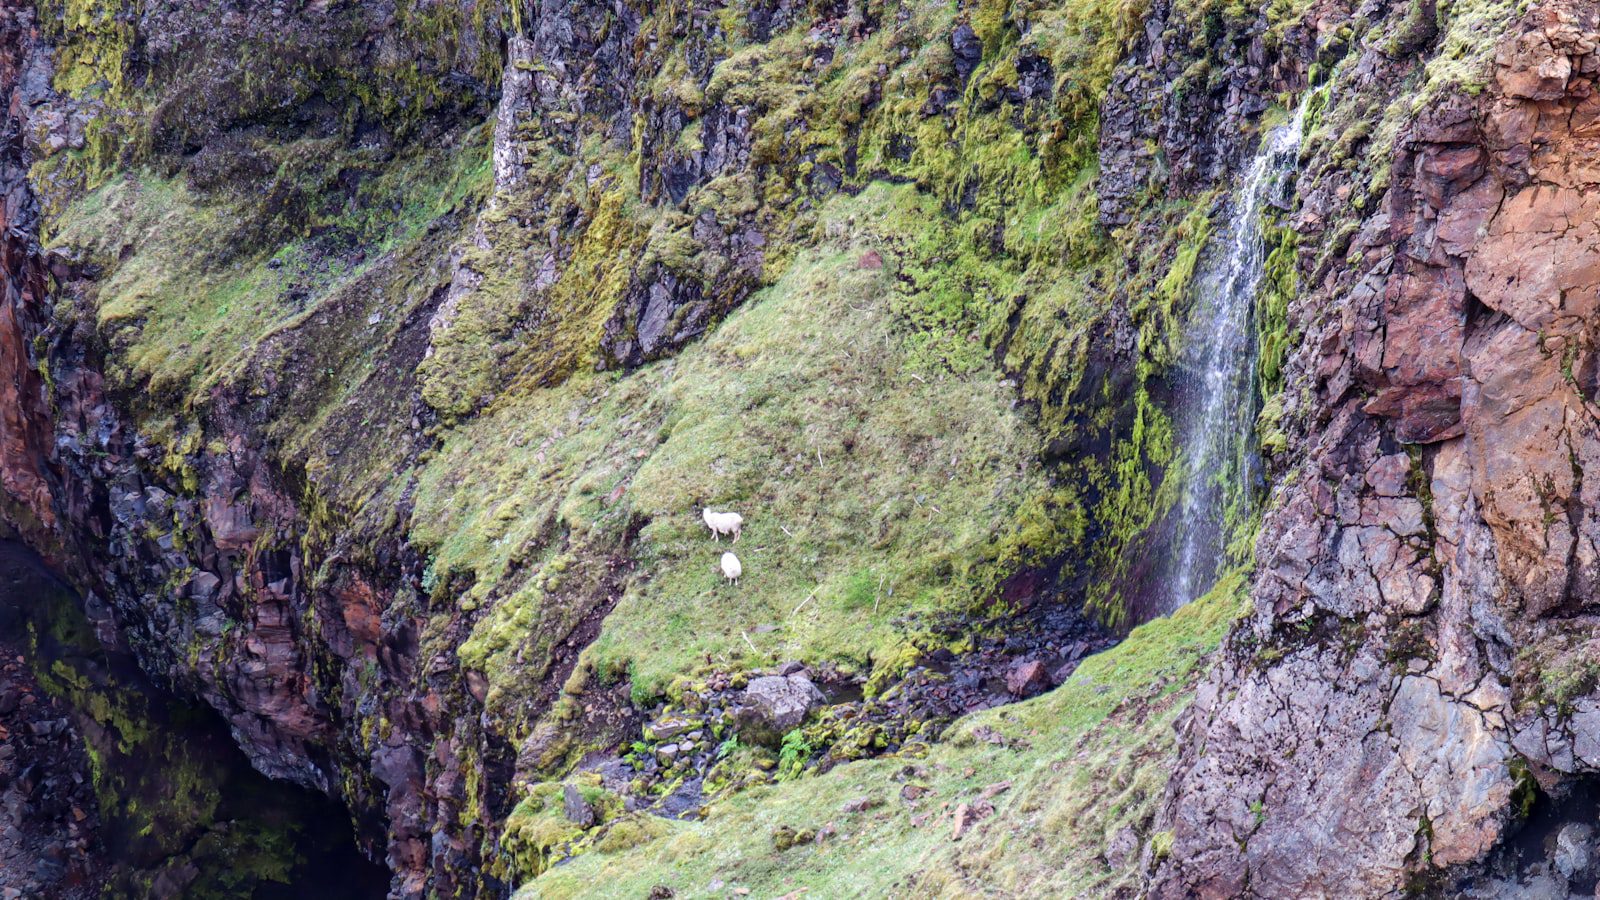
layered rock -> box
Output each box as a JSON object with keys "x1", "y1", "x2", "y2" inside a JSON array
[{"x1": 1152, "y1": 1, "x2": 1600, "y2": 894}]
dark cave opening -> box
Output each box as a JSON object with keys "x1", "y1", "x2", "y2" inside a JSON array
[
  {"x1": 0, "y1": 539, "x2": 389, "y2": 898},
  {"x1": 1451, "y1": 771, "x2": 1600, "y2": 897}
]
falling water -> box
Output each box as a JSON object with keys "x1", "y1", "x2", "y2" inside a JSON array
[{"x1": 1167, "y1": 100, "x2": 1310, "y2": 613}]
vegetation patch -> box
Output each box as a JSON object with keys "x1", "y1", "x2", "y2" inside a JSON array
[
  {"x1": 414, "y1": 185, "x2": 1068, "y2": 708},
  {"x1": 520, "y1": 571, "x2": 1249, "y2": 898}
]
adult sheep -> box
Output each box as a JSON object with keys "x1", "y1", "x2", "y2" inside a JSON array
[
  {"x1": 721, "y1": 551, "x2": 743, "y2": 584},
  {"x1": 702, "y1": 508, "x2": 743, "y2": 542}
]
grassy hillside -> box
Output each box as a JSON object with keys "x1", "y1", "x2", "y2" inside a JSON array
[
  {"x1": 413, "y1": 185, "x2": 1079, "y2": 718},
  {"x1": 522, "y1": 573, "x2": 1248, "y2": 898}
]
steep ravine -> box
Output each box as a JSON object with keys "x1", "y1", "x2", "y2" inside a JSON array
[
  {"x1": 0, "y1": 537, "x2": 390, "y2": 897},
  {"x1": 0, "y1": 0, "x2": 1596, "y2": 897}
]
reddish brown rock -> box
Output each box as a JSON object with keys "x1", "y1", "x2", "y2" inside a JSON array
[
  {"x1": 1153, "y1": 1, "x2": 1600, "y2": 896},
  {"x1": 1004, "y1": 659, "x2": 1048, "y2": 697}
]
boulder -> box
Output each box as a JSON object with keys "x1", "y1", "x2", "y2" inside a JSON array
[
  {"x1": 1005, "y1": 659, "x2": 1049, "y2": 697},
  {"x1": 734, "y1": 675, "x2": 825, "y2": 744}
]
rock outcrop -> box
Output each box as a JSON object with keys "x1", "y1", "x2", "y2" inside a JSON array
[{"x1": 1152, "y1": 1, "x2": 1600, "y2": 894}]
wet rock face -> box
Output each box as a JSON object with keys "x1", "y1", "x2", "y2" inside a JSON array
[
  {"x1": 0, "y1": 642, "x2": 102, "y2": 899},
  {"x1": 1096, "y1": 0, "x2": 1312, "y2": 228},
  {"x1": 1153, "y1": 0, "x2": 1600, "y2": 894},
  {"x1": 0, "y1": 539, "x2": 392, "y2": 898}
]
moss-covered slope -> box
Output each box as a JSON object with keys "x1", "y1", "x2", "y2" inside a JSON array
[{"x1": 0, "y1": 0, "x2": 1452, "y2": 893}]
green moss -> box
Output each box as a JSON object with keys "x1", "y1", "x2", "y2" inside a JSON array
[
  {"x1": 1508, "y1": 757, "x2": 1539, "y2": 819},
  {"x1": 47, "y1": 128, "x2": 489, "y2": 408},
  {"x1": 1256, "y1": 218, "x2": 1299, "y2": 405},
  {"x1": 420, "y1": 141, "x2": 641, "y2": 418},
  {"x1": 417, "y1": 185, "x2": 1063, "y2": 707},
  {"x1": 501, "y1": 781, "x2": 625, "y2": 881}
]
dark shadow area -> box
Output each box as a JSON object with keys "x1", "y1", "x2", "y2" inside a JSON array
[
  {"x1": 1453, "y1": 773, "x2": 1600, "y2": 897},
  {"x1": 0, "y1": 539, "x2": 389, "y2": 898}
]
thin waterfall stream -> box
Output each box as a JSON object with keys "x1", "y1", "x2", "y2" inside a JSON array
[{"x1": 1167, "y1": 100, "x2": 1310, "y2": 613}]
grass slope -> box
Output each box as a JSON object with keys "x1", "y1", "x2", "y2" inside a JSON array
[
  {"x1": 412, "y1": 184, "x2": 1071, "y2": 711},
  {"x1": 522, "y1": 572, "x2": 1248, "y2": 898}
]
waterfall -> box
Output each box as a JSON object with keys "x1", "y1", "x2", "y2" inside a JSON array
[{"x1": 1167, "y1": 100, "x2": 1309, "y2": 613}]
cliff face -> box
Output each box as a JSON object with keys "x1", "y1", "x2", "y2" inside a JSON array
[
  {"x1": 0, "y1": 0, "x2": 1593, "y2": 896},
  {"x1": 1153, "y1": 2, "x2": 1600, "y2": 895}
]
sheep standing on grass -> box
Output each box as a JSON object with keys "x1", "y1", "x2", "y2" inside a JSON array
[
  {"x1": 702, "y1": 508, "x2": 744, "y2": 542},
  {"x1": 721, "y1": 551, "x2": 743, "y2": 584}
]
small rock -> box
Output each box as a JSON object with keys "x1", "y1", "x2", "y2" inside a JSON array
[
  {"x1": 900, "y1": 783, "x2": 930, "y2": 802},
  {"x1": 645, "y1": 715, "x2": 699, "y2": 740},
  {"x1": 1555, "y1": 822, "x2": 1595, "y2": 879},
  {"x1": 1105, "y1": 825, "x2": 1139, "y2": 869},
  {"x1": 951, "y1": 800, "x2": 993, "y2": 841},
  {"x1": 777, "y1": 661, "x2": 805, "y2": 676},
  {"x1": 949, "y1": 22, "x2": 983, "y2": 83},
  {"x1": 771, "y1": 824, "x2": 816, "y2": 851},
  {"x1": 980, "y1": 781, "x2": 1011, "y2": 800},
  {"x1": 842, "y1": 796, "x2": 880, "y2": 814}
]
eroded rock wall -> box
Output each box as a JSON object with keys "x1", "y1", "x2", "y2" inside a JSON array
[
  {"x1": 1153, "y1": 1, "x2": 1600, "y2": 895},
  {"x1": 0, "y1": 1, "x2": 510, "y2": 894},
  {"x1": 4, "y1": 0, "x2": 1596, "y2": 895}
]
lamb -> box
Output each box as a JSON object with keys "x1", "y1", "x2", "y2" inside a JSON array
[
  {"x1": 721, "y1": 551, "x2": 743, "y2": 584},
  {"x1": 702, "y1": 508, "x2": 744, "y2": 542}
]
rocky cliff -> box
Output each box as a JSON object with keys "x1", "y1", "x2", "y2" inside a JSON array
[
  {"x1": 1154, "y1": 1, "x2": 1600, "y2": 895},
  {"x1": 0, "y1": 0, "x2": 1592, "y2": 896}
]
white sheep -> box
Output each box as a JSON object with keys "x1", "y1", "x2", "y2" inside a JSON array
[
  {"x1": 702, "y1": 508, "x2": 744, "y2": 542},
  {"x1": 721, "y1": 551, "x2": 743, "y2": 584}
]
